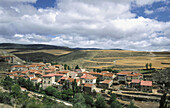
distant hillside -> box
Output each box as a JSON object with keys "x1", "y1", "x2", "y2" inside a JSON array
[{"x1": 0, "y1": 43, "x2": 72, "y2": 50}]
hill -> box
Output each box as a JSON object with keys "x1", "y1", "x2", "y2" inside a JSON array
[
  {"x1": 1, "y1": 43, "x2": 170, "y2": 71},
  {"x1": 0, "y1": 43, "x2": 72, "y2": 50}
]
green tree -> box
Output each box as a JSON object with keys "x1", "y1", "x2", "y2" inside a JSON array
[
  {"x1": 2, "y1": 76, "x2": 14, "y2": 90},
  {"x1": 75, "y1": 65, "x2": 80, "y2": 69},
  {"x1": 149, "y1": 63, "x2": 152, "y2": 69},
  {"x1": 145, "y1": 63, "x2": 149, "y2": 70},
  {"x1": 11, "y1": 84, "x2": 21, "y2": 98},
  {"x1": 111, "y1": 100, "x2": 122, "y2": 108},
  {"x1": 45, "y1": 86, "x2": 57, "y2": 96},
  {"x1": 96, "y1": 69, "x2": 102, "y2": 72},
  {"x1": 73, "y1": 93, "x2": 86, "y2": 108},
  {"x1": 62, "y1": 89, "x2": 73, "y2": 101},
  {"x1": 159, "y1": 93, "x2": 167, "y2": 108},
  {"x1": 95, "y1": 94, "x2": 107, "y2": 108},
  {"x1": 108, "y1": 93, "x2": 116, "y2": 104},
  {"x1": 64, "y1": 64, "x2": 67, "y2": 70},
  {"x1": 68, "y1": 66, "x2": 70, "y2": 70},
  {"x1": 128, "y1": 101, "x2": 138, "y2": 108},
  {"x1": 96, "y1": 77, "x2": 100, "y2": 85},
  {"x1": 84, "y1": 94, "x2": 94, "y2": 107}
]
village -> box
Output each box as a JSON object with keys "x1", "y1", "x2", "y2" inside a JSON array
[{"x1": 0, "y1": 54, "x2": 169, "y2": 108}]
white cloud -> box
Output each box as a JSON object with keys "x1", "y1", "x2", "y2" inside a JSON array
[
  {"x1": 144, "y1": 9, "x2": 154, "y2": 15},
  {"x1": 0, "y1": 0, "x2": 169, "y2": 51}
]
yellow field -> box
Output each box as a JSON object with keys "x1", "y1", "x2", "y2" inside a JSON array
[{"x1": 5, "y1": 49, "x2": 72, "y2": 56}]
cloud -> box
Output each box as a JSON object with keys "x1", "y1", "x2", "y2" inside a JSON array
[
  {"x1": 0, "y1": 0, "x2": 169, "y2": 51},
  {"x1": 144, "y1": 9, "x2": 154, "y2": 15}
]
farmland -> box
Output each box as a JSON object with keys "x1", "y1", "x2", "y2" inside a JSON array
[{"x1": 2, "y1": 48, "x2": 170, "y2": 71}]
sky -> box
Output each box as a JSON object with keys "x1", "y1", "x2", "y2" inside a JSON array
[{"x1": 0, "y1": 0, "x2": 170, "y2": 51}]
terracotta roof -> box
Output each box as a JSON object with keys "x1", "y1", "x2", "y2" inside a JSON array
[
  {"x1": 43, "y1": 74, "x2": 55, "y2": 77},
  {"x1": 35, "y1": 72, "x2": 43, "y2": 75},
  {"x1": 117, "y1": 71, "x2": 132, "y2": 75},
  {"x1": 19, "y1": 75, "x2": 25, "y2": 77},
  {"x1": 66, "y1": 78, "x2": 80, "y2": 83},
  {"x1": 81, "y1": 74, "x2": 97, "y2": 79},
  {"x1": 21, "y1": 70, "x2": 29, "y2": 74},
  {"x1": 30, "y1": 69, "x2": 37, "y2": 73},
  {"x1": 100, "y1": 80, "x2": 112, "y2": 84},
  {"x1": 31, "y1": 78, "x2": 39, "y2": 80},
  {"x1": 11, "y1": 65, "x2": 27, "y2": 68},
  {"x1": 54, "y1": 74, "x2": 64, "y2": 76},
  {"x1": 101, "y1": 71, "x2": 109, "y2": 74},
  {"x1": 84, "y1": 83, "x2": 94, "y2": 87},
  {"x1": 103, "y1": 73, "x2": 114, "y2": 77},
  {"x1": 89, "y1": 72, "x2": 103, "y2": 75},
  {"x1": 131, "y1": 79, "x2": 140, "y2": 83},
  {"x1": 28, "y1": 75, "x2": 34, "y2": 78},
  {"x1": 117, "y1": 71, "x2": 142, "y2": 77},
  {"x1": 140, "y1": 80, "x2": 152, "y2": 86},
  {"x1": 60, "y1": 76, "x2": 67, "y2": 80},
  {"x1": 8, "y1": 71, "x2": 17, "y2": 74},
  {"x1": 54, "y1": 65, "x2": 62, "y2": 67},
  {"x1": 57, "y1": 71, "x2": 69, "y2": 74}
]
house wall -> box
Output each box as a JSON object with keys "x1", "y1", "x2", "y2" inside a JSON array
[
  {"x1": 43, "y1": 76, "x2": 55, "y2": 89},
  {"x1": 141, "y1": 86, "x2": 152, "y2": 92}
]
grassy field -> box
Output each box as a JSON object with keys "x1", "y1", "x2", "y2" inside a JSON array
[{"x1": 2, "y1": 49, "x2": 170, "y2": 71}]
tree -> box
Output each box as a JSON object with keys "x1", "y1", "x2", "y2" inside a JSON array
[
  {"x1": 2, "y1": 76, "x2": 14, "y2": 90},
  {"x1": 73, "y1": 93, "x2": 86, "y2": 108},
  {"x1": 64, "y1": 64, "x2": 67, "y2": 70},
  {"x1": 75, "y1": 65, "x2": 80, "y2": 69},
  {"x1": 159, "y1": 93, "x2": 167, "y2": 108},
  {"x1": 95, "y1": 94, "x2": 107, "y2": 108},
  {"x1": 128, "y1": 100, "x2": 138, "y2": 108},
  {"x1": 62, "y1": 89, "x2": 73, "y2": 101},
  {"x1": 45, "y1": 86, "x2": 57, "y2": 96},
  {"x1": 96, "y1": 69, "x2": 101, "y2": 72},
  {"x1": 93, "y1": 68, "x2": 96, "y2": 72},
  {"x1": 145, "y1": 63, "x2": 149, "y2": 70},
  {"x1": 11, "y1": 84, "x2": 21, "y2": 98},
  {"x1": 111, "y1": 100, "x2": 122, "y2": 108},
  {"x1": 96, "y1": 77, "x2": 100, "y2": 85},
  {"x1": 149, "y1": 63, "x2": 152, "y2": 69},
  {"x1": 84, "y1": 94, "x2": 94, "y2": 107},
  {"x1": 108, "y1": 93, "x2": 116, "y2": 104},
  {"x1": 68, "y1": 66, "x2": 70, "y2": 70}
]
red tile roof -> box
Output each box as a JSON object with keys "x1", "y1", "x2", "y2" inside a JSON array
[
  {"x1": 31, "y1": 78, "x2": 39, "y2": 80},
  {"x1": 140, "y1": 80, "x2": 152, "y2": 86},
  {"x1": 11, "y1": 65, "x2": 27, "y2": 68},
  {"x1": 43, "y1": 74, "x2": 64, "y2": 77},
  {"x1": 103, "y1": 73, "x2": 114, "y2": 77},
  {"x1": 131, "y1": 79, "x2": 140, "y2": 83},
  {"x1": 84, "y1": 83, "x2": 94, "y2": 87},
  {"x1": 100, "y1": 80, "x2": 112, "y2": 84},
  {"x1": 117, "y1": 71, "x2": 142, "y2": 77},
  {"x1": 89, "y1": 72, "x2": 103, "y2": 75},
  {"x1": 21, "y1": 70, "x2": 29, "y2": 74},
  {"x1": 81, "y1": 74, "x2": 97, "y2": 79}
]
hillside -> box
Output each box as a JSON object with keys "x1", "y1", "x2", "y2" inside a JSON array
[
  {"x1": 0, "y1": 43, "x2": 72, "y2": 50},
  {"x1": 1, "y1": 43, "x2": 170, "y2": 71}
]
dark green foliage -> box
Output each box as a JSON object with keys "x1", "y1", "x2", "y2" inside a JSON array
[
  {"x1": 62, "y1": 89, "x2": 73, "y2": 101},
  {"x1": 108, "y1": 93, "x2": 116, "y2": 104},
  {"x1": 145, "y1": 63, "x2": 149, "y2": 70},
  {"x1": 97, "y1": 69, "x2": 102, "y2": 72},
  {"x1": 64, "y1": 64, "x2": 68, "y2": 70},
  {"x1": 111, "y1": 101, "x2": 122, "y2": 108},
  {"x1": 73, "y1": 93, "x2": 86, "y2": 108},
  {"x1": 72, "y1": 79, "x2": 80, "y2": 95},
  {"x1": 95, "y1": 94, "x2": 108, "y2": 108},
  {"x1": 159, "y1": 93, "x2": 168, "y2": 108},
  {"x1": 0, "y1": 92, "x2": 12, "y2": 105},
  {"x1": 2, "y1": 76, "x2": 14, "y2": 90},
  {"x1": 83, "y1": 94, "x2": 94, "y2": 107},
  {"x1": 149, "y1": 63, "x2": 152, "y2": 69},
  {"x1": 11, "y1": 84, "x2": 21, "y2": 98},
  {"x1": 75, "y1": 65, "x2": 80, "y2": 69}
]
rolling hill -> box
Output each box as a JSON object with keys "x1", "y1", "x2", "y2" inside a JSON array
[{"x1": 1, "y1": 43, "x2": 170, "y2": 71}]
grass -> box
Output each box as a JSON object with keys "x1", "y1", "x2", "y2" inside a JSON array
[{"x1": 3, "y1": 49, "x2": 170, "y2": 71}]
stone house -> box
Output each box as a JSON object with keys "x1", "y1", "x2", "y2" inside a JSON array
[
  {"x1": 130, "y1": 79, "x2": 140, "y2": 90},
  {"x1": 80, "y1": 74, "x2": 97, "y2": 84},
  {"x1": 83, "y1": 83, "x2": 95, "y2": 92},
  {"x1": 42, "y1": 74, "x2": 55, "y2": 89},
  {"x1": 140, "y1": 80, "x2": 152, "y2": 92},
  {"x1": 99, "y1": 80, "x2": 113, "y2": 89}
]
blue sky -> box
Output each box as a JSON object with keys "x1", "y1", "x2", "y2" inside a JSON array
[{"x1": 0, "y1": 0, "x2": 170, "y2": 51}]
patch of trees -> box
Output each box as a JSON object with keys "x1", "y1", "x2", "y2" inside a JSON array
[{"x1": 93, "y1": 68, "x2": 119, "y2": 73}]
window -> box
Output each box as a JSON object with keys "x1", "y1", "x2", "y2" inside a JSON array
[
  {"x1": 48, "y1": 81, "x2": 50, "y2": 84},
  {"x1": 44, "y1": 81, "x2": 46, "y2": 84}
]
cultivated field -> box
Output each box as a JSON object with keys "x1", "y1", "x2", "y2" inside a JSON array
[{"x1": 3, "y1": 49, "x2": 170, "y2": 71}]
